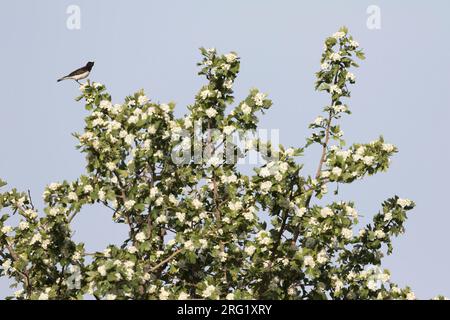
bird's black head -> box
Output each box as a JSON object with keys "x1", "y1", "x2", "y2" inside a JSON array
[{"x1": 86, "y1": 61, "x2": 95, "y2": 70}]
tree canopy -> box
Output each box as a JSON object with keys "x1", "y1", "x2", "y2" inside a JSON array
[{"x1": 0, "y1": 27, "x2": 430, "y2": 300}]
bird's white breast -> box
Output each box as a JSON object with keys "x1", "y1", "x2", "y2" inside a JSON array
[{"x1": 71, "y1": 71, "x2": 90, "y2": 80}]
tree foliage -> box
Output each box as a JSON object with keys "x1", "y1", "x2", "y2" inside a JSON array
[{"x1": 0, "y1": 28, "x2": 427, "y2": 300}]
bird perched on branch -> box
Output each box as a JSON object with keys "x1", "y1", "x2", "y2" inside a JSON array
[{"x1": 57, "y1": 61, "x2": 94, "y2": 84}]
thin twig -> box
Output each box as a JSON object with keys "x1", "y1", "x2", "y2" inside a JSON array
[
  {"x1": 149, "y1": 248, "x2": 183, "y2": 272},
  {"x1": 27, "y1": 190, "x2": 35, "y2": 210}
]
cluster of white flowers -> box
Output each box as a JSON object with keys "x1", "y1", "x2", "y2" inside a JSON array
[
  {"x1": 313, "y1": 116, "x2": 324, "y2": 126},
  {"x1": 330, "y1": 52, "x2": 342, "y2": 62},
  {"x1": 260, "y1": 181, "x2": 272, "y2": 194},
  {"x1": 397, "y1": 198, "x2": 412, "y2": 208},
  {"x1": 201, "y1": 284, "x2": 216, "y2": 298},
  {"x1": 99, "y1": 100, "x2": 112, "y2": 111},
  {"x1": 159, "y1": 287, "x2": 170, "y2": 300},
  {"x1": 294, "y1": 206, "x2": 307, "y2": 218},
  {"x1": 221, "y1": 174, "x2": 238, "y2": 184},
  {"x1": 135, "y1": 232, "x2": 146, "y2": 243},
  {"x1": 332, "y1": 104, "x2": 348, "y2": 113},
  {"x1": 241, "y1": 103, "x2": 252, "y2": 115},
  {"x1": 227, "y1": 201, "x2": 242, "y2": 212},
  {"x1": 124, "y1": 200, "x2": 135, "y2": 210},
  {"x1": 205, "y1": 107, "x2": 218, "y2": 118},
  {"x1": 245, "y1": 245, "x2": 256, "y2": 256},
  {"x1": 242, "y1": 207, "x2": 256, "y2": 221},
  {"x1": 200, "y1": 89, "x2": 212, "y2": 100},
  {"x1": 191, "y1": 198, "x2": 202, "y2": 210},
  {"x1": 374, "y1": 230, "x2": 385, "y2": 239},
  {"x1": 1, "y1": 225, "x2": 13, "y2": 234},
  {"x1": 253, "y1": 92, "x2": 266, "y2": 107},
  {"x1": 184, "y1": 240, "x2": 195, "y2": 251},
  {"x1": 341, "y1": 228, "x2": 353, "y2": 240},
  {"x1": 345, "y1": 206, "x2": 358, "y2": 219},
  {"x1": 175, "y1": 211, "x2": 186, "y2": 222},
  {"x1": 331, "y1": 167, "x2": 342, "y2": 177},
  {"x1": 332, "y1": 31, "x2": 346, "y2": 40},
  {"x1": 321, "y1": 62, "x2": 331, "y2": 71},
  {"x1": 320, "y1": 207, "x2": 334, "y2": 218},
  {"x1": 303, "y1": 255, "x2": 315, "y2": 268},
  {"x1": 255, "y1": 231, "x2": 272, "y2": 246},
  {"x1": 329, "y1": 84, "x2": 342, "y2": 94}
]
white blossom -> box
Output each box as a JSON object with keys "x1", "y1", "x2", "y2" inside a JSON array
[
  {"x1": 184, "y1": 240, "x2": 195, "y2": 251},
  {"x1": 382, "y1": 143, "x2": 395, "y2": 152},
  {"x1": 226, "y1": 293, "x2": 235, "y2": 300},
  {"x1": 241, "y1": 103, "x2": 252, "y2": 115},
  {"x1": 350, "y1": 40, "x2": 359, "y2": 48},
  {"x1": 367, "y1": 279, "x2": 378, "y2": 291},
  {"x1": 397, "y1": 198, "x2": 412, "y2": 208},
  {"x1": 227, "y1": 201, "x2": 242, "y2": 211},
  {"x1": 68, "y1": 191, "x2": 78, "y2": 201},
  {"x1": 202, "y1": 285, "x2": 216, "y2": 298},
  {"x1": 313, "y1": 116, "x2": 324, "y2": 126},
  {"x1": 135, "y1": 232, "x2": 146, "y2": 243},
  {"x1": 253, "y1": 92, "x2": 266, "y2": 106},
  {"x1": 259, "y1": 167, "x2": 271, "y2": 177},
  {"x1": 159, "y1": 288, "x2": 170, "y2": 300},
  {"x1": 317, "y1": 250, "x2": 328, "y2": 264},
  {"x1": 260, "y1": 181, "x2": 272, "y2": 193},
  {"x1": 341, "y1": 228, "x2": 353, "y2": 240},
  {"x1": 406, "y1": 291, "x2": 416, "y2": 300},
  {"x1": 200, "y1": 89, "x2": 211, "y2": 100},
  {"x1": 176, "y1": 211, "x2": 186, "y2": 222},
  {"x1": 192, "y1": 198, "x2": 202, "y2": 210},
  {"x1": 330, "y1": 52, "x2": 342, "y2": 61},
  {"x1": 329, "y1": 84, "x2": 342, "y2": 94},
  {"x1": 124, "y1": 200, "x2": 136, "y2": 210},
  {"x1": 38, "y1": 292, "x2": 49, "y2": 300},
  {"x1": 125, "y1": 134, "x2": 135, "y2": 145},
  {"x1": 207, "y1": 156, "x2": 221, "y2": 167},
  {"x1": 18, "y1": 221, "x2": 29, "y2": 230},
  {"x1": 223, "y1": 125, "x2": 234, "y2": 135},
  {"x1": 2, "y1": 260, "x2": 12, "y2": 272},
  {"x1": 374, "y1": 230, "x2": 385, "y2": 239},
  {"x1": 1, "y1": 225, "x2": 13, "y2": 234},
  {"x1": 205, "y1": 108, "x2": 218, "y2": 118},
  {"x1": 346, "y1": 72, "x2": 356, "y2": 81},
  {"x1": 303, "y1": 255, "x2": 315, "y2": 268},
  {"x1": 99, "y1": 100, "x2": 112, "y2": 110},
  {"x1": 362, "y1": 156, "x2": 374, "y2": 166},
  {"x1": 245, "y1": 245, "x2": 256, "y2": 256},
  {"x1": 97, "y1": 265, "x2": 107, "y2": 276},
  {"x1": 384, "y1": 211, "x2": 393, "y2": 222},
  {"x1": 321, "y1": 62, "x2": 331, "y2": 71},
  {"x1": 332, "y1": 167, "x2": 342, "y2": 177},
  {"x1": 332, "y1": 31, "x2": 346, "y2": 40},
  {"x1": 138, "y1": 95, "x2": 149, "y2": 105},
  {"x1": 48, "y1": 182, "x2": 61, "y2": 191},
  {"x1": 127, "y1": 246, "x2": 138, "y2": 254},
  {"x1": 285, "y1": 148, "x2": 295, "y2": 156},
  {"x1": 178, "y1": 292, "x2": 189, "y2": 300},
  {"x1": 320, "y1": 207, "x2": 334, "y2": 218}
]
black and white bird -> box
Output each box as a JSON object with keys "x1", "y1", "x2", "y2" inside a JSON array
[{"x1": 57, "y1": 61, "x2": 94, "y2": 84}]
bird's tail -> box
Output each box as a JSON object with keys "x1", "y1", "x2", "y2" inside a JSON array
[{"x1": 57, "y1": 76, "x2": 67, "y2": 82}]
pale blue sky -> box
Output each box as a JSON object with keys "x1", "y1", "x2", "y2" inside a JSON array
[{"x1": 1, "y1": 0, "x2": 449, "y2": 298}]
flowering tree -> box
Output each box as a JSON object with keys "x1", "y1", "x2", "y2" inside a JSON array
[{"x1": 0, "y1": 27, "x2": 424, "y2": 300}]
